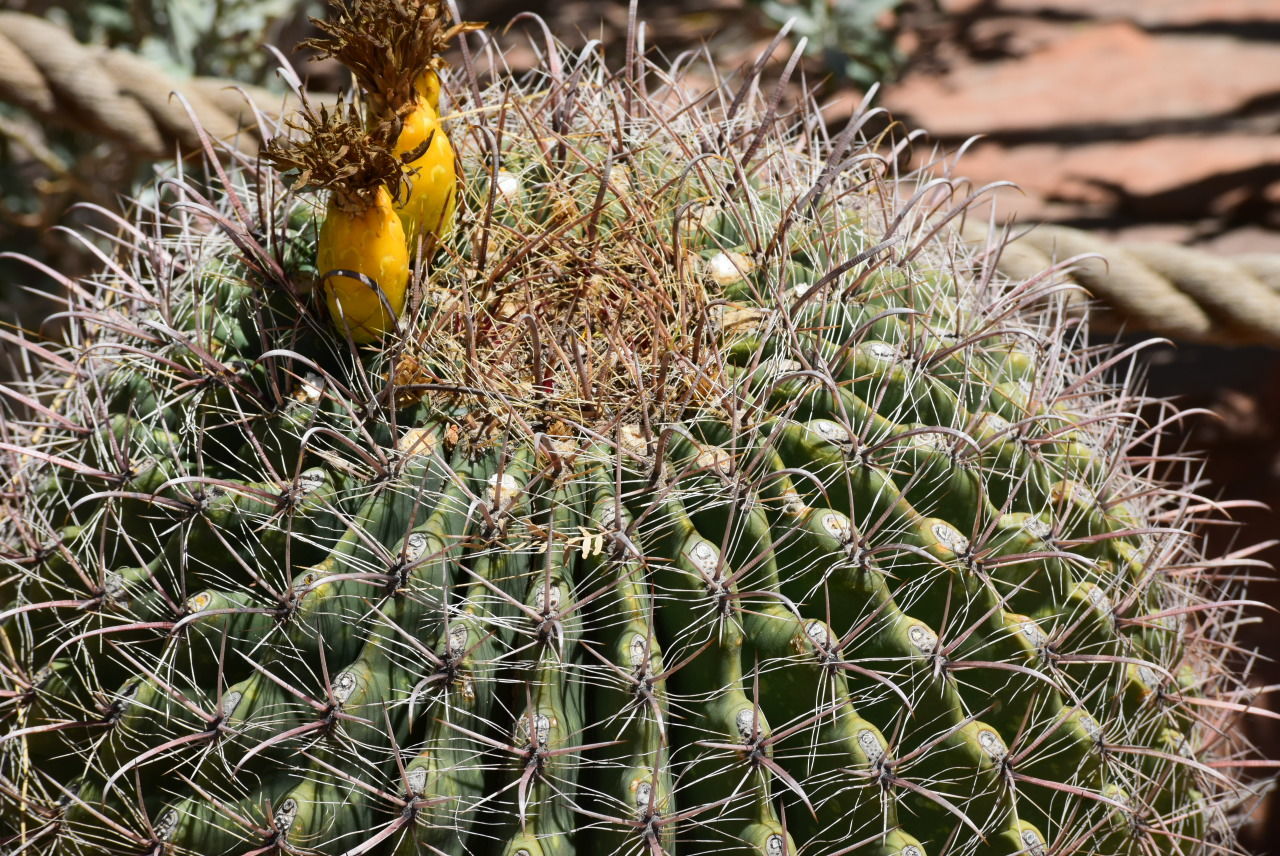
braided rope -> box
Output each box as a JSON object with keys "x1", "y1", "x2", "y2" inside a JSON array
[
  {"x1": 4, "y1": 12, "x2": 1280, "y2": 345},
  {"x1": 0, "y1": 11, "x2": 304, "y2": 158},
  {"x1": 963, "y1": 222, "x2": 1280, "y2": 345}
]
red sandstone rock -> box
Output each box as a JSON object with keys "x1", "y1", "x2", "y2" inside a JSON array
[
  {"x1": 942, "y1": 0, "x2": 1280, "y2": 26},
  {"x1": 952, "y1": 136, "x2": 1280, "y2": 213},
  {"x1": 884, "y1": 21, "x2": 1280, "y2": 135}
]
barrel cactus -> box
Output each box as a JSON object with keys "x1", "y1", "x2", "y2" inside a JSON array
[{"x1": 0, "y1": 3, "x2": 1266, "y2": 855}]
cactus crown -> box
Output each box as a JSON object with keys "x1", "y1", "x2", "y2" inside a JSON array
[{"x1": 406, "y1": 155, "x2": 727, "y2": 428}]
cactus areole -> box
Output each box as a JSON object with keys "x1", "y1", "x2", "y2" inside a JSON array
[{"x1": 0, "y1": 2, "x2": 1267, "y2": 855}]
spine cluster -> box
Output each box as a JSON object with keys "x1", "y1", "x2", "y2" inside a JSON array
[{"x1": 0, "y1": 5, "x2": 1267, "y2": 856}]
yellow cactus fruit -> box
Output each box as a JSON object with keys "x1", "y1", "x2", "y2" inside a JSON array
[
  {"x1": 265, "y1": 0, "x2": 481, "y2": 343},
  {"x1": 317, "y1": 186, "x2": 411, "y2": 343},
  {"x1": 263, "y1": 102, "x2": 412, "y2": 343},
  {"x1": 393, "y1": 94, "x2": 458, "y2": 245},
  {"x1": 415, "y1": 67, "x2": 442, "y2": 113},
  {"x1": 300, "y1": 0, "x2": 478, "y2": 253}
]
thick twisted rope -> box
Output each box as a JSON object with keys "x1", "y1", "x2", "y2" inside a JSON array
[
  {"x1": 961, "y1": 222, "x2": 1280, "y2": 345},
  {"x1": 0, "y1": 11, "x2": 303, "y2": 158},
  {"x1": 5, "y1": 11, "x2": 1280, "y2": 346}
]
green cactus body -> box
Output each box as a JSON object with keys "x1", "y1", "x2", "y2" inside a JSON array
[{"x1": 0, "y1": 7, "x2": 1264, "y2": 856}]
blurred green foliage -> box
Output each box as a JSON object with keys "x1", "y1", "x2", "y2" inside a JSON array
[
  {"x1": 749, "y1": 0, "x2": 938, "y2": 88},
  {"x1": 58, "y1": 0, "x2": 321, "y2": 84},
  {"x1": 1, "y1": 0, "x2": 320, "y2": 337}
]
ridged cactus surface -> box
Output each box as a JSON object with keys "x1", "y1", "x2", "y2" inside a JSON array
[{"x1": 0, "y1": 7, "x2": 1265, "y2": 856}]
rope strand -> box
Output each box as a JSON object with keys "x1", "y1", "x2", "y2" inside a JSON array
[
  {"x1": 0, "y1": 11, "x2": 315, "y2": 158},
  {"x1": 962, "y1": 221, "x2": 1280, "y2": 345}
]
